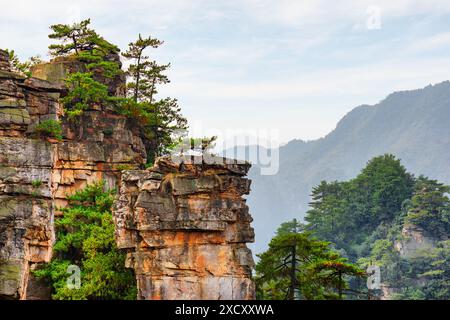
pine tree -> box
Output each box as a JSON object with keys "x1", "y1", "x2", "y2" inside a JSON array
[
  {"x1": 48, "y1": 19, "x2": 122, "y2": 118},
  {"x1": 48, "y1": 19, "x2": 110, "y2": 57},
  {"x1": 33, "y1": 182, "x2": 136, "y2": 300},
  {"x1": 255, "y1": 220, "x2": 365, "y2": 300},
  {"x1": 406, "y1": 176, "x2": 450, "y2": 237},
  {"x1": 121, "y1": 34, "x2": 165, "y2": 103},
  {"x1": 5, "y1": 49, "x2": 43, "y2": 77},
  {"x1": 122, "y1": 34, "x2": 187, "y2": 165}
]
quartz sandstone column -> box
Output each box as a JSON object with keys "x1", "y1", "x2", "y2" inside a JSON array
[
  {"x1": 114, "y1": 156, "x2": 256, "y2": 299},
  {"x1": 0, "y1": 50, "x2": 62, "y2": 299},
  {"x1": 0, "y1": 50, "x2": 146, "y2": 299}
]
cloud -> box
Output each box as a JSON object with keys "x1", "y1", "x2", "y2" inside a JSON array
[
  {"x1": 407, "y1": 32, "x2": 450, "y2": 53},
  {"x1": 242, "y1": 0, "x2": 450, "y2": 28},
  {"x1": 1, "y1": 0, "x2": 450, "y2": 143}
]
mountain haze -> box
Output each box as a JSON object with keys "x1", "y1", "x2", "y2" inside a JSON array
[{"x1": 240, "y1": 81, "x2": 450, "y2": 254}]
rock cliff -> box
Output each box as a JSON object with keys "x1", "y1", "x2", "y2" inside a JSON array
[
  {"x1": 114, "y1": 156, "x2": 255, "y2": 299},
  {"x1": 0, "y1": 49, "x2": 256, "y2": 300},
  {"x1": 0, "y1": 50, "x2": 146, "y2": 299}
]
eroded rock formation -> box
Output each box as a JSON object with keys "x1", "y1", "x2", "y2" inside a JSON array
[
  {"x1": 0, "y1": 49, "x2": 256, "y2": 300},
  {"x1": 0, "y1": 50, "x2": 61, "y2": 299},
  {"x1": 114, "y1": 156, "x2": 255, "y2": 299},
  {"x1": 0, "y1": 50, "x2": 146, "y2": 299}
]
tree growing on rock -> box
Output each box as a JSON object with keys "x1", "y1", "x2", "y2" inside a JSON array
[
  {"x1": 121, "y1": 34, "x2": 187, "y2": 165},
  {"x1": 34, "y1": 182, "x2": 136, "y2": 300},
  {"x1": 48, "y1": 19, "x2": 122, "y2": 118},
  {"x1": 121, "y1": 34, "x2": 165, "y2": 103},
  {"x1": 49, "y1": 19, "x2": 106, "y2": 57},
  {"x1": 5, "y1": 49, "x2": 43, "y2": 77}
]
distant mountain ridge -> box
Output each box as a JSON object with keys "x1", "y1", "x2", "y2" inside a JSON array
[{"x1": 234, "y1": 81, "x2": 450, "y2": 254}]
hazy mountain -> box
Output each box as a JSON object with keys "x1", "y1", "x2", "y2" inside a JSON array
[{"x1": 230, "y1": 81, "x2": 450, "y2": 255}]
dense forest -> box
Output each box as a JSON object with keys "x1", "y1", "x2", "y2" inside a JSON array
[
  {"x1": 246, "y1": 81, "x2": 450, "y2": 255},
  {"x1": 256, "y1": 154, "x2": 450, "y2": 299}
]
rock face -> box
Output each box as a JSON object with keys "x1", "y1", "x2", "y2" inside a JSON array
[
  {"x1": 394, "y1": 224, "x2": 437, "y2": 258},
  {"x1": 0, "y1": 50, "x2": 146, "y2": 299},
  {"x1": 0, "y1": 49, "x2": 59, "y2": 299},
  {"x1": 1, "y1": 49, "x2": 256, "y2": 300},
  {"x1": 114, "y1": 156, "x2": 256, "y2": 300}
]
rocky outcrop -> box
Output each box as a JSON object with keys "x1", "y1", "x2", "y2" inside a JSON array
[
  {"x1": 378, "y1": 223, "x2": 441, "y2": 299},
  {"x1": 394, "y1": 223, "x2": 437, "y2": 258},
  {"x1": 0, "y1": 49, "x2": 60, "y2": 299},
  {"x1": 114, "y1": 156, "x2": 256, "y2": 300},
  {"x1": 1, "y1": 49, "x2": 256, "y2": 300},
  {"x1": 0, "y1": 50, "x2": 146, "y2": 299},
  {"x1": 31, "y1": 54, "x2": 126, "y2": 96}
]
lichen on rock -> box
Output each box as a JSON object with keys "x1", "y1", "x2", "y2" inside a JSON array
[{"x1": 113, "y1": 155, "x2": 256, "y2": 300}]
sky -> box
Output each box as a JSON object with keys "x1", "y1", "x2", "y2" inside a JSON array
[{"x1": 1, "y1": 0, "x2": 450, "y2": 147}]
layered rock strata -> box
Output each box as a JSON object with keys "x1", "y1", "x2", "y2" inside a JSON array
[
  {"x1": 0, "y1": 50, "x2": 146, "y2": 299},
  {"x1": 1, "y1": 49, "x2": 256, "y2": 300},
  {"x1": 114, "y1": 156, "x2": 256, "y2": 300}
]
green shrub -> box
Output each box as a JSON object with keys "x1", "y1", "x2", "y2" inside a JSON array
[
  {"x1": 115, "y1": 164, "x2": 133, "y2": 171},
  {"x1": 31, "y1": 180, "x2": 43, "y2": 188},
  {"x1": 35, "y1": 119, "x2": 63, "y2": 140},
  {"x1": 61, "y1": 72, "x2": 110, "y2": 119},
  {"x1": 33, "y1": 181, "x2": 137, "y2": 300}
]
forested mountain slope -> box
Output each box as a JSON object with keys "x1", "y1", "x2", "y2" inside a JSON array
[{"x1": 243, "y1": 81, "x2": 450, "y2": 254}]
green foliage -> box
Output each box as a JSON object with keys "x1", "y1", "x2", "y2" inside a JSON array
[
  {"x1": 122, "y1": 34, "x2": 164, "y2": 103},
  {"x1": 48, "y1": 19, "x2": 122, "y2": 119},
  {"x1": 304, "y1": 154, "x2": 450, "y2": 299},
  {"x1": 405, "y1": 176, "x2": 450, "y2": 237},
  {"x1": 61, "y1": 72, "x2": 110, "y2": 119},
  {"x1": 47, "y1": 20, "x2": 188, "y2": 164},
  {"x1": 35, "y1": 119, "x2": 63, "y2": 140},
  {"x1": 31, "y1": 180, "x2": 43, "y2": 188},
  {"x1": 49, "y1": 19, "x2": 118, "y2": 58},
  {"x1": 122, "y1": 34, "x2": 187, "y2": 165},
  {"x1": 5, "y1": 49, "x2": 43, "y2": 77},
  {"x1": 33, "y1": 182, "x2": 136, "y2": 300},
  {"x1": 305, "y1": 154, "x2": 414, "y2": 258},
  {"x1": 255, "y1": 220, "x2": 365, "y2": 300},
  {"x1": 115, "y1": 164, "x2": 133, "y2": 171}
]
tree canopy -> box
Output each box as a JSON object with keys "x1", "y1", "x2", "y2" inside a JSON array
[
  {"x1": 121, "y1": 34, "x2": 187, "y2": 165},
  {"x1": 304, "y1": 154, "x2": 450, "y2": 299},
  {"x1": 34, "y1": 182, "x2": 136, "y2": 300},
  {"x1": 255, "y1": 220, "x2": 365, "y2": 300}
]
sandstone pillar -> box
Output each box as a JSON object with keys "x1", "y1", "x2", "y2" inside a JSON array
[{"x1": 114, "y1": 156, "x2": 256, "y2": 299}]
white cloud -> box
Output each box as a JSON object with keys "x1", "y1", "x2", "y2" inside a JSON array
[
  {"x1": 242, "y1": 0, "x2": 450, "y2": 28},
  {"x1": 407, "y1": 32, "x2": 450, "y2": 53},
  {"x1": 1, "y1": 0, "x2": 450, "y2": 143}
]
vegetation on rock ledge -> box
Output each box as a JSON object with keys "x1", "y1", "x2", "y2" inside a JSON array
[{"x1": 34, "y1": 182, "x2": 136, "y2": 300}]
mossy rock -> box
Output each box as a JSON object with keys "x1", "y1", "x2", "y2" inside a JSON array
[
  {"x1": 0, "y1": 98, "x2": 26, "y2": 108},
  {"x1": 31, "y1": 60, "x2": 85, "y2": 85},
  {"x1": 0, "y1": 260, "x2": 22, "y2": 298},
  {"x1": 0, "y1": 108, "x2": 31, "y2": 125}
]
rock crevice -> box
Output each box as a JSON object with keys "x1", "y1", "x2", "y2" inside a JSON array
[
  {"x1": 0, "y1": 50, "x2": 146, "y2": 299},
  {"x1": 0, "y1": 50, "x2": 255, "y2": 300},
  {"x1": 114, "y1": 156, "x2": 255, "y2": 300}
]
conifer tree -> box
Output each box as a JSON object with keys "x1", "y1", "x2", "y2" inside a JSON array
[
  {"x1": 47, "y1": 19, "x2": 121, "y2": 118},
  {"x1": 255, "y1": 220, "x2": 365, "y2": 300},
  {"x1": 49, "y1": 19, "x2": 102, "y2": 56},
  {"x1": 121, "y1": 34, "x2": 165, "y2": 102},
  {"x1": 122, "y1": 34, "x2": 187, "y2": 165}
]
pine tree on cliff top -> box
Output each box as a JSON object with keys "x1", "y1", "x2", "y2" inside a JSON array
[
  {"x1": 121, "y1": 34, "x2": 166, "y2": 103},
  {"x1": 48, "y1": 18, "x2": 118, "y2": 57},
  {"x1": 122, "y1": 34, "x2": 187, "y2": 165},
  {"x1": 48, "y1": 19, "x2": 120, "y2": 119}
]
